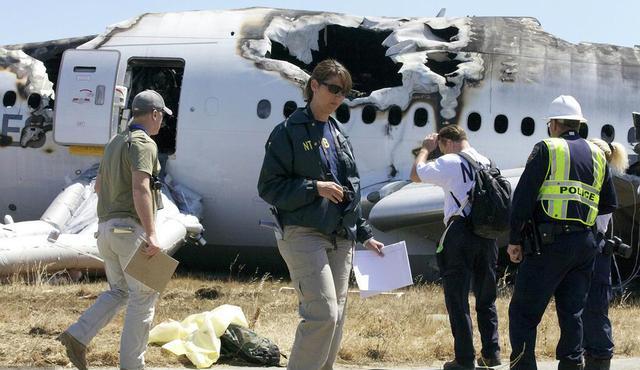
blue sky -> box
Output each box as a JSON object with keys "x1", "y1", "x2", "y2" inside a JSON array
[{"x1": 0, "y1": 0, "x2": 637, "y2": 47}]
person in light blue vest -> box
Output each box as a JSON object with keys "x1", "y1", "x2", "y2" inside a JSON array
[{"x1": 582, "y1": 138, "x2": 628, "y2": 370}]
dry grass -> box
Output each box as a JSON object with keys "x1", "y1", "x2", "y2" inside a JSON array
[{"x1": 1, "y1": 271, "x2": 639, "y2": 368}]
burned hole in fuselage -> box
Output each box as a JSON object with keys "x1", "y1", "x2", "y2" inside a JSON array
[
  {"x1": 425, "y1": 53, "x2": 462, "y2": 80},
  {"x1": 425, "y1": 24, "x2": 460, "y2": 42},
  {"x1": 268, "y1": 25, "x2": 402, "y2": 97}
]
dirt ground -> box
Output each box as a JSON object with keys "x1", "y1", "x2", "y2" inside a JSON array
[{"x1": 1, "y1": 272, "x2": 639, "y2": 368}]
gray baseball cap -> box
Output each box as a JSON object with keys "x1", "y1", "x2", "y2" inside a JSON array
[{"x1": 131, "y1": 90, "x2": 173, "y2": 116}]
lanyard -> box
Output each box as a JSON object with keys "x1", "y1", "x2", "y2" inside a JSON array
[
  {"x1": 304, "y1": 120, "x2": 341, "y2": 182},
  {"x1": 129, "y1": 123, "x2": 148, "y2": 135}
]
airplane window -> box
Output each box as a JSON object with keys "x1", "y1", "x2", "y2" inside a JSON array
[
  {"x1": 257, "y1": 99, "x2": 271, "y2": 119},
  {"x1": 579, "y1": 122, "x2": 589, "y2": 139},
  {"x1": 336, "y1": 103, "x2": 350, "y2": 123},
  {"x1": 283, "y1": 100, "x2": 297, "y2": 118},
  {"x1": 3, "y1": 91, "x2": 17, "y2": 107},
  {"x1": 414, "y1": 108, "x2": 428, "y2": 127},
  {"x1": 521, "y1": 117, "x2": 535, "y2": 136},
  {"x1": 494, "y1": 114, "x2": 508, "y2": 134},
  {"x1": 467, "y1": 112, "x2": 481, "y2": 131},
  {"x1": 27, "y1": 94, "x2": 42, "y2": 110},
  {"x1": 362, "y1": 104, "x2": 376, "y2": 124},
  {"x1": 601, "y1": 124, "x2": 615, "y2": 142},
  {"x1": 388, "y1": 105, "x2": 402, "y2": 126}
]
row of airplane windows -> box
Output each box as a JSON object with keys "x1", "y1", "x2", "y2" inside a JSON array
[
  {"x1": 3, "y1": 91, "x2": 46, "y2": 110},
  {"x1": 256, "y1": 99, "x2": 618, "y2": 142},
  {"x1": 1, "y1": 90, "x2": 618, "y2": 143}
]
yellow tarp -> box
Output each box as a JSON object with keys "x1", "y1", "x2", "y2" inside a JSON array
[{"x1": 148, "y1": 304, "x2": 249, "y2": 368}]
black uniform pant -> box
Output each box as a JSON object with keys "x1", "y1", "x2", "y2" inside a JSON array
[
  {"x1": 583, "y1": 241, "x2": 614, "y2": 360},
  {"x1": 509, "y1": 229, "x2": 597, "y2": 370},
  {"x1": 437, "y1": 218, "x2": 500, "y2": 367}
]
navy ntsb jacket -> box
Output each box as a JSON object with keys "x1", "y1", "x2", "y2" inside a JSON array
[{"x1": 257, "y1": 106, "x2": 373, "y2": 243}]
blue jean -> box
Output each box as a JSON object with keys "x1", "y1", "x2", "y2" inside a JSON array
[
  {"x1": 67, "y1": 218, "x2": 159, "y2": 370},
  {"x1": 509, "y1": 230, "x2": 597, "y2": 370}
]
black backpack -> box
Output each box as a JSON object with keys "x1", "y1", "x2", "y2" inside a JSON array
[
  {"x1": 458, "y1": 152, "x2": 512, "y2": 239},
  {"x1": 220, "y1": 324, "x2": 281, "y2": 366}
]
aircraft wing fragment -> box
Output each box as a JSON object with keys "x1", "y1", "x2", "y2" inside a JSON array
[{"x1": 368, "y1": 168, "x2": 523, "y2": 232}]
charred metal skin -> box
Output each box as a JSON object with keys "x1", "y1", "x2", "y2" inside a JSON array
[
  {"x1": 20, "y1": 95, "x2": 53, "y2": 148},
  {"x1": 0, "y1": 48, "x2": 54, "y2": 148},
  {"x1": 239, "y1": 9, "x2": 484, "y2": 128}
]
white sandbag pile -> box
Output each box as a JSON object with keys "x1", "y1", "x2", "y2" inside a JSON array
[{"x1": 0, "y1": 164, "x2": 204, "y2": 276}]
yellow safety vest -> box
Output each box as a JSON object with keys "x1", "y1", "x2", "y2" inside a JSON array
[{"x1": 537, "y1": 138, "x2": 606, "y2": 226}]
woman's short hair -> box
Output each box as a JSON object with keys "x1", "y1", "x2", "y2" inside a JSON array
[
  {"x1": 438, "y1": 125, "x2": 467, "y2": 142},
  {"x1": 304, "y1": 59, "x2": 353, "y2": 102}
]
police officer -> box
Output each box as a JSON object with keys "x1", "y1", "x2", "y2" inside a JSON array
[
  {"x1": 411, "y1": 125, "x2": 501, "y2": 370},
  {"x1": 257, "y1": 59, "x2": 384, "y2": 370},
  {"x1": 507, "y1": 95, "x2": 617, "y2": 370},
  {"x1": 583, "y1": 138, "x2": 628, "y2": 370}
]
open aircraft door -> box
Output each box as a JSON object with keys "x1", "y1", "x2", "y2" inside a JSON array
[{"x1": 53, "y1": 50, "x2": 120, "y2": 146}]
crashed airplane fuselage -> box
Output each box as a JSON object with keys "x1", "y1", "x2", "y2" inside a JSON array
[{"x1": 1, "y1": 8, "x2": 639, "y2": 276}]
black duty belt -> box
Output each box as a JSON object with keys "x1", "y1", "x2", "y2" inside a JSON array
[{"x1": 538, "y1": 222, "x2": 590, "y2": 235}]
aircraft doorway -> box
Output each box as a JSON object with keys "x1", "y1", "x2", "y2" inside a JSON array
[{"x1": 124, "y1": 59, "x2": 184, "y2": 159}]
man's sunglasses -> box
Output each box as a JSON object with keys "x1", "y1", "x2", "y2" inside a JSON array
[{"x1": 320, "y1": 81, "x2": 347, "y2": 96}]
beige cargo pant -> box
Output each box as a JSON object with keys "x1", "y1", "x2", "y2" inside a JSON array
[
  {"x1": 277, "y1": 225, "x2": 354, "y2": 370},
  {"x1": 66, "y1": 217, "x2": 159, "y2": 370}
]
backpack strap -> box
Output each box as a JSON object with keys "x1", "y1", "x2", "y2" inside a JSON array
[
  {"x1": 456, "y1": 152, "x2": 495, "y2": 171},
  {"x1": 453, "y1": 151, "x2": 487, "y2": 219}
]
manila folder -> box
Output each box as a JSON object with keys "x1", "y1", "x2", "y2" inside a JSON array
[{"x1": 124, "y1": 244, "x2": 179, "y2": 293}]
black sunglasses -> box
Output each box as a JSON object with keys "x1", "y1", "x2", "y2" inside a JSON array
[{"x1": 319, "y1": 81, "x2": 347, "y2": 96}]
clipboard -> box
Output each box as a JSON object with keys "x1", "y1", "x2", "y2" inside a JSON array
[{"x1": 124, "y1": 243, "x2": 179, "y2": 293}]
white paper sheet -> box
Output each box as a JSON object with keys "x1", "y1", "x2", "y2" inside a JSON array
[{"x1": 353, "y1": 241, "x2": 413, "y2": 298}]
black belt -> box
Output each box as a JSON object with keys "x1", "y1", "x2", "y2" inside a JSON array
[
  {"x1": 334, "y1": 227, "x2": 348, "y2": 238},
  {"x1": 538, "y1": 222, "x2": 590, "y2": 235},
  {"x1": 329, "y1": 227, "x2": 348, "y2": 249}
]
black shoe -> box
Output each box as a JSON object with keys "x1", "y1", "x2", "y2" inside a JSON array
[
  {"x1": 585, "y1": 356, "x2": 611, "y2": 370},
  {"x1": 558, "y1": 359, "x2": 584, "y2": 370},
  {"x1": 443, "y1": 359, "x2": 475, "y2": 370},
  {"x1": 477, "y1": 356, "x2": 502, "y2": 367}
]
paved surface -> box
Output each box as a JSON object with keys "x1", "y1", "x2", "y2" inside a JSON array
[{"x1": 4, "y1": 358, "x2": 640, "y2": 370}]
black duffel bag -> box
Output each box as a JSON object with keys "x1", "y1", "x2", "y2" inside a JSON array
[{"x1": 220, "y1": 324, "x2": 281, "y2": 366}]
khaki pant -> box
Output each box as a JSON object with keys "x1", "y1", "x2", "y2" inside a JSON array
[
  {"x1": 67, "y1": 217, "x2": 159, "y2": 370},
  {"x1": 277, "y1": 225, "x2": 354, "y2": 370}
]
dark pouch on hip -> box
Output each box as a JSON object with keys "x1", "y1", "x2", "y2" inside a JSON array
[{"x1": 537, "y1": 223, "x2": 555, "y2": 245}]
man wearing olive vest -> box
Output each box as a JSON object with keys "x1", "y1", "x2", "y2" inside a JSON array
[{"x1": 507, "y1": 95, "x2": 617, "y2": 370}]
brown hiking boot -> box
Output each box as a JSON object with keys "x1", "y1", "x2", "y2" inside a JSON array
[{"x1": 57, "y1": 331, "x2": 87, "y2": 370}]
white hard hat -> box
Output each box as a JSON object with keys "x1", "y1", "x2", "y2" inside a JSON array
[{"x1": 547, "y1": 95, "x2": 586, "y2": 123}]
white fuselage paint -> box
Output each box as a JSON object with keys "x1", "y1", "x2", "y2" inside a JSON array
[{"x1": 1, "y1": 9, "x2": 639, "y2": 254}]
